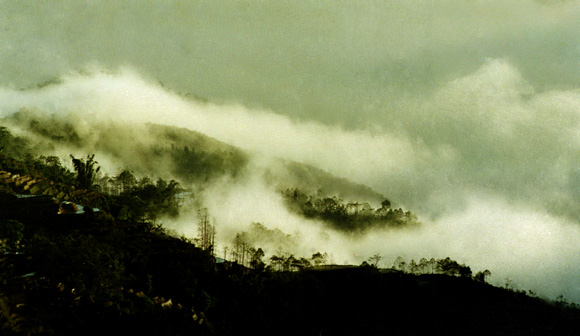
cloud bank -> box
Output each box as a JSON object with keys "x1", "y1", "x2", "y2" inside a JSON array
[{"x1": 1, "y1": 1, "x2": 579, "y2": 125}]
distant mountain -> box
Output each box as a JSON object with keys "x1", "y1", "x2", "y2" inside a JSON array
[{"x1": 1, "y1": 109, "x2": 386, "y2": 205}]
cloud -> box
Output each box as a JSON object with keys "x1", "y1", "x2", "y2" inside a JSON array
[
  {"x1": 0, "y1": 1, "x2": 579, "y2": 126},
  {"x1": 2, "y1": 60, "x2": 580, "y2": 221},
  {"x1": 360, "y1": 192, "x2": 580, "y2": 301}
]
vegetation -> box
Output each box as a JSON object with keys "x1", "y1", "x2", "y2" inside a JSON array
[
  {"x1": 282, "y1": 188, "x2": 419, "y2": 232},
  {"x1": 70, "y1": 154, "x2": 100, "y2": 190},
  {"x1": 3, "y1": 212, "x2": 580, "y2": 335},
  {"x1": 2, "y1": 112, "x2": 249, "y2": 186},
  {"x1": 0, "y1": 126, "x2": 29, "y2": 160},
  {"x1": 170, "y1": 144, "x2": 247, "y2": 183},
  {"x1": 0, "y1": 125, "x2": 580, "y2": 335},
  {"x1": 97, "y1": 174, "x2": 182, "y2": 223},
  {"x1": 390, "y1": 256, "x2": 484, "y2": 280}
]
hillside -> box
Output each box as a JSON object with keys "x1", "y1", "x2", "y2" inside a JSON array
[
  {"x1": 1, "y1": 196, "x2": 580, "y2": 335},
  {"x1": 1, "y1": 112, "x2": 411, "y2": 234},
  {"x1": 1, "y1": 110, "x2": 387, "y2": 200},
  {"x1": 0, "y1": 142, "x2": 579, "y2": 335}
]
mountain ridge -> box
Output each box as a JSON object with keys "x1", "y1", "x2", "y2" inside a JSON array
[{"x1": 2, "y1": 110, "x2": 388, "y2": 205}]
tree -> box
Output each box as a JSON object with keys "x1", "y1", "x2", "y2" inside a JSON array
[
  {"x1": 436, "y1": 257, "x2": 471, "y2": 277},
  {"x1": 418, "y1": 258, "x2": 429, "y2": 274},
  {"x1": 311, "y1": 252, "x2": 328, "y2": 267},
  {"x1": 116, "y1": 169, "x2": 137, "y2": 193},
  {"x1": 428, "y1": 258, "x2": 437, "y2": 274},
  {"x1": 233, "y1": 232, "x2": 249, "y2": 266},
  {"x1": 381, "y1": 199, "x2": 391, "y2": 208},
  {"x1": 459, "y1": 264, "x2": 472, "y2": 278},
  {"x1": 367, "y1": 254, "x2": 383, "y2": 268},
  {"x1": 250, "y1": 247, "x2": 265, "y2": 271},
  {"x1": 290, "y1": 257, "x2": 311, "y2": 271},
  {"x1": 474, "y1": 269, "x2": 491, "y2": 283},
  {"x1": 34, "y1": 155, "x2": 75, "y2": 184},
  {"x1": 197, "y1": 208, "x2": 215, "y2": 254},
  {"x1": 284, "y1": 255, "x2": 296, "y2": 272},
  {"x1": 0, "y1": 126, "x2": 28, "y2": 158},
  {"x1": 393, "y1": 256, "x2": 406, "y2": 271},
  {"x1": 269, "y1": 255, "x2": 284, "y2": 271},
  {"x1": 437, "y1": 257, "x2": 459, "y2": 276},
  {"x1": 70, "y1": 154, "x2": 100, "y2": 190},
  {"x1": 299, "y1": 257, "x2": 312, "y2": 269}
]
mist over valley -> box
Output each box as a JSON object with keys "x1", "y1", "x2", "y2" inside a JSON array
[{"x1": 1, "y1": 1, "x2": 580, "y2": 333}]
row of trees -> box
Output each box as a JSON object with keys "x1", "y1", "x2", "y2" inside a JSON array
[
  {"x1": 226, "y1": 232, "x2": 267, "y2": 271},
  {"x1": 390, "y1": 256, "x2": 491, "y2": 282},
  {"x1": 282, "y1": 188, "x2": 419, "y2": 232},
  {"x1": 208, "y1": 222, "x2": 331, "y2": 272},
  {"x1": 65, "y1": 155, "x2": 184, "y2": 222},
  {"x1": 268, "y1": 252, "x2": 331, "y2": 272}
]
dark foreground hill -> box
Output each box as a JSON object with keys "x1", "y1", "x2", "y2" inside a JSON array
[
  {"x1": 0, "y1": 127, "x2": 579, "y2": 335},
  {"x1": 1, "y1": 200, "x2": 580, "y2": 336}
]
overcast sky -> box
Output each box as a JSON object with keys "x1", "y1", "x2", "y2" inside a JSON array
[
  {"x1": 2, "y1": 0, "x2": 580, "y2": 301},
  {"x1": 2, "y1": 1, "x2": 579, "y2": 123}
]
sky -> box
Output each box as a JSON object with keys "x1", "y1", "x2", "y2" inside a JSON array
[{"x1": 2, "y1": 0, "x2": 580, "y2": 301}]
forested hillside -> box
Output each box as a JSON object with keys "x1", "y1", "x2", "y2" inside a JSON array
[
  {"x1": 2, "y1": 110, "x2": 384, "y2": 198},
  {"x1": 0, "y1": 113, "x2": 414, "y2": 231},
  {"x1": 0, "y1": 125, "x2": 579, "y2": 335}
]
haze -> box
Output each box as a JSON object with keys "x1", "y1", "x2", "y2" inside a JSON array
[{"x1": 1, "y1": 0, "x2": 580, "y2": 301}]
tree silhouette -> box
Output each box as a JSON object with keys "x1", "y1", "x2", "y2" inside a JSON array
[
  {"x1": 393, "y1": 256, "x2": 406, "y2": 271},
  {"x1": 70, "y1": 154, "x2": 100, "y2": 190},
  {"x1": 270, "y1": 254, "x2": 284, "y2": 271},
  {"x1": 197, "y1": 208, "x2": 215, "y2": 254},
  {"x1": 250, "y1": 247, "x2": 265, "y2": 271},
  {"x1": 368, "y1": 254, "x2": 383, "y2": 268},
  {"x1": 474, "y1": 269, "x2": 491, "y2": 283},
  {"x1": 233, "y1": 232, "x2": 250, "y2": 266},
  {"x1": 116, "y1": 169, "x2": 137, "y2": 193},
  {"x1": 311, "y1": 252, "x2": 328, "y2": 267}
]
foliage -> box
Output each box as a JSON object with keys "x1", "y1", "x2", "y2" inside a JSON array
[
  {"x1": 367, "y1": 254, "x2": 383, "y2": 267},
  {"x1": 311, "y1": 252, "x2": 328, "y2": 267},
  {"x1": 0, "y1": 126, "x2": 29, "y2": 159},
  {"x1": 282, "y1": 188, "x2": 419, "y2": 232},
  {"x1": 197, "y1": 208, "x2": 215, "y2": 253},
  {"x1": 266, "y1": 252, "x2": 326, "y2": 272},
  {"x1": 392, "y1": 256, "x2": 475, "y2": 278},
  {"x1": 70, "y1": 154, "x2": 100, "y2": 190},
  {"x1": 98, "y1": 175, "x2": 182, "y2": 222},
  {"x1": 27, "y1": 116, "x2": 81, "y2": 145},
  {"x1": 0, "y1": 194, "x2": 578, "y2": 335},
  {"x1": 437, "y1": 257, "x2": 472, "y2": 277},
  {"x1": 0, "y1": 128, "x2": 579, "y2": 335},
  {"x1": 170, "y1": 145, "x2": 247, "y2": 183},
  {"x1": 474, "y1": 269, "x2": 492, "y2": 283},
  {"x1": 33, "y1": 155, "x2": 76, "y2": 185}
]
